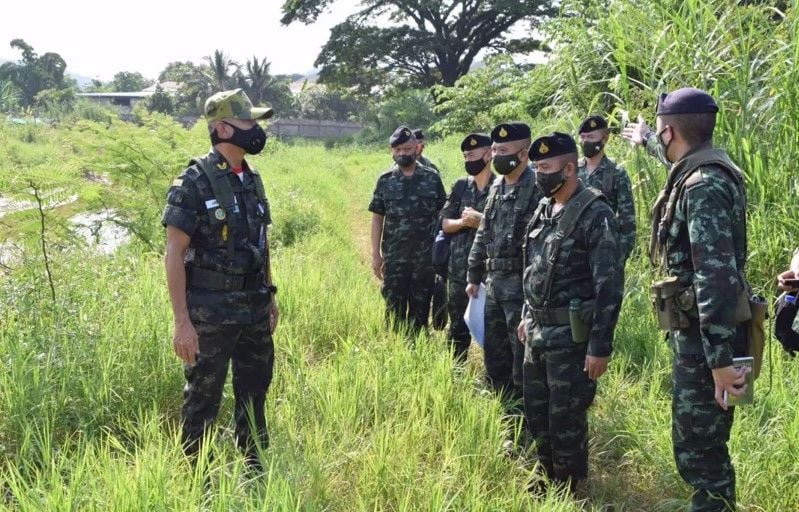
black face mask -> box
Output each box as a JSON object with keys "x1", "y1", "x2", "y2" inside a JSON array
[
  {"x1": 656, "y1": 127, "x2": 673, "y2": 164},
  {"x1": 581, "y1": 141, "x2": 604, "y2": 159},
  {"x1": 393, "y1": 154, "x2": 416, "y2": 168},
  {"x1": 212, "y1": 122, "x2": 267, "y2": 155},
  {"x1": 536, "y1": 167, "x2": 567, "y2": 197},
  {"x1": 465, "y1": 158, "x2": 487, "y2": 176},
  {"x1": 493, "y1": 152, "x2": 522, "y2": 175}
]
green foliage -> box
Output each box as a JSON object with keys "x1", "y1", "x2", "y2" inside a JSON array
[
  {"x1": 0, "y1": 79, "x2": 21, "y2": 112},
  {"x1": 111, "y1": 71, "x2": 152, "y2": 92},
  {"x1": 281, "y1": 0, "x2": 557, "y2": 89},
  {"x1": 146, "y1": 84, "x2": 174, "y2": 115},
  {"x1": 358, "y1": 88, "x2": 438, "y2": 142},
  {"x1": 0, "y1": 39, "x2": 69, "y2": 107},
  {"x1": 295, "y1": 85, "x2": 365, "y2": 121}
]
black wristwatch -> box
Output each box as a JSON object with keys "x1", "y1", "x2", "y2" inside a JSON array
[
  {"x1": 267, "y1": 284, "x2": 278, "y2": 295},
  {"x1": 643, "y1": 131, "x2": 655, "y2": 146}
]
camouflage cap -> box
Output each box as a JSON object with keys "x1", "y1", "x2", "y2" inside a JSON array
[{"x1": 204, "y1": 88, "x2": 274, "y2": 122}]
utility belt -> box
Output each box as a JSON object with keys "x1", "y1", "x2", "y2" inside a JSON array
[
  {"x1": 526, "y1": 299, "x2": 594, "y2": 343},
  {"x1": 194, "y1": 245, "x2": 264, "y2": 271},
  {"x1": 651, "y1": 276, "x2": 768, "y2": 378},
  {"x1": 486, "y1": 257, "x2": 523, "y2": 272},
  {"x1": 188, "y1": 266, "x2": 265, "y2": 292}
]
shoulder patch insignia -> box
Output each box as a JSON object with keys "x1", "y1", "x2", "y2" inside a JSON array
[{"x1": 172, "y1": 178, "x2": 183, "y2": 187}]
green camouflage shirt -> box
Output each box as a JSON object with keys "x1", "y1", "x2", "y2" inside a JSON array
[
  {"x1": 577, "y1": 155, "x2": 637, "y2": 261},
  {"x1": 161, "y1": 150, "x2": 272, "y2": 325},
  {"x1": 467, "y1": 167, "x2": 541, "y2": 301},
  {"x1": 369, "y1": 163, "x2": 446, "y2": 265},
  {"x1": 651, "y1": 144, "x2": 748, "y2": 369},
  {"x1": 522, "y1": 183, "x2": 623, "y2": 357},
  {"x1": 440, "y1": 174, "x2": 495, "y2": 283},
  {"x1": 417, "y1": 154, "x2": 440, "y2": 174}
]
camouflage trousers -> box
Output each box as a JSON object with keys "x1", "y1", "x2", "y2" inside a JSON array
[
  {"x1": 672, "y1": 353, "x2": 736, "y2": 511},
  {"x1": 181, "y1": 320, "x2": 275, "y2": 468},
  {"x1": 483, "y1": 291, "x2": 524, "y2": 407},
  {"x1": 523, "y1": 344, "x2": 596, "y2": 483},
  {"x1": 381, "y1": 260, "x2": 434, "y2": 336},
  {"x1": 446, "y1": 278, "x2": 471, "y2": 361}
]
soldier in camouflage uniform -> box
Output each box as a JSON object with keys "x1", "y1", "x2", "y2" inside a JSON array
[
  {"x1": 413, "y1": 128, "x2": 440, "y2": 174},
  {"x1": 466, "y1": 122, "x2": 540, "y2": 406},
  {"x1": 441, "y1": 133, "x2": 495, "y2": 360},
  {"x1": 370, "y1": 125, "x2": 447, "y2": 335},
  {"x1": 577, "y1": 115, "x2": 637, "y2": 262},
  {"x1": 623, "y1": 88, "x2": 750, "y2": 511},
  {"x1": 162, "y1": 89, "x2": 278, "y2": 470},
  {"x1": 518, "y1": 133, "x2": 623, "y2": 492}
]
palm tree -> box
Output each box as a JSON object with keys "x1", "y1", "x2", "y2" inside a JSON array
[
  {"x1": 239, "y1": 56, "x2": 272, "y2": 104},
  {"x1": 202, "y1": 50, "x2": 239, "y2": 92}
]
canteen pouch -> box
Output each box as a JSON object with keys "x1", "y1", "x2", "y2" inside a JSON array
[
  {"x1": 568, "y1": 299, "x2": 592, "y2": 343},
  {"x1": 651, "y1": 277, "x2": 689, "y2": 331},
  {"x1": 747, "y1": 295, "x2": 767, "y2": 380}
]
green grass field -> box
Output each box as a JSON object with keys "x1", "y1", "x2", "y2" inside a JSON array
[{"x1": 1, "y1": 118, "x2": 798, "y2": 511}]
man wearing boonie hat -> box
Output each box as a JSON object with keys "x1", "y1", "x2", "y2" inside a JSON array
[
  {"x1": 369, "y1": 125, "x2": 447, "y2": 336},
  {"x1": 162, "y1": 88, "x2": 277, "y2": 471},
  {"x1": 623, "y1": 88, "x2": 750, "y2": 511},
  {"x1": 519, "y1": 132, "x2": 623, "y2": 495},
  {"x1": 577, "y1": 115, "x2": 637, "y2": 263},
  {"x1": 466, "y1": 122, "x2": 541, "y2": 415}
]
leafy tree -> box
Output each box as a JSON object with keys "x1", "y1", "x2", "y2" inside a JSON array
[
  {"x1": 359, "y1": 88, "x2": 437, "y2": 140},
  {"x1": 147, "y1": 84, "x2": 174, "y2": 115},
  {"x1": 296, "y1": 84, "x2": 365, "y2": 121},
  {"x1": 111, "y1": 71, "x2": 152, "y2": 92},
  {"x1": 281, "y1": 0, "x2": 556, "y2": 90},
  {"x1": 0, "y1": 80, "x2": 21, "y2": 112},
  {"x1": 239, "y1": 56, "x2": 272, "y2": 105},
  {"x1": 0, "y1": 39, "x2": 70, "y2": 106}
]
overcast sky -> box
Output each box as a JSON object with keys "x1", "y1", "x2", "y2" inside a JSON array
[{"x1": 0, "y1": 0, "x2": 359, "y2": 81}]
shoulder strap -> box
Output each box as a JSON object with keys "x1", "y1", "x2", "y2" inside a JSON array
[
  {"x1": 191, "y1": 154, "x2": 238, "y2": 260},
  {"x1": 602, "y1": 162, "x2": 615, "y2": 196},
  {"x1": 542, "y1": 187, "x2": 604, "y2": 304}
]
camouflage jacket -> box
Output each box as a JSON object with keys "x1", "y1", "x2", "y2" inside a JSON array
[
  {"x1": 650, "y1": 144, "x2": 748, "y2": 369},
  {"x1": 161, "y1": 149, "x2": 272, "y2": 324},
  {"x1": 440, "y1": 174, "x2": 496, "y2": 283},
  {"x1": 467, "y1": 167, "x2": 541, "y2": 301},
  {"x1": 578, "y1": 155, "x2": 637, "y2": 261},
  {"x1": 368, "y1": 163, "x2": 446, "y2": 265},
  {"x1": 522, "y1": 183, "x2": 623, "y2": 357},
  {"x1": 417, "y1": 154, "x2": 440, "y2": 174}
]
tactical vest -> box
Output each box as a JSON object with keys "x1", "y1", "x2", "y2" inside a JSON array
[
  {"x1": 525, "y1": 187, "x2": 605, "y2": 308},
  {"x1": 190, "y1": 154, "x2": 268, "y2": 264},
  {"x1": 580, "y1": 157, "x2": 615, "y2": 199},
  {"x1": 649, "y1": 148, "x2": 747, "y2": 269},
  {"x1": 482, "y1": 167, "x2": 537, "y2": 271}
]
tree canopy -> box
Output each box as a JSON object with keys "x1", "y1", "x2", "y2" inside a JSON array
[{"x1": 281, "y1": 0, "x2": 555, "y2": 91}]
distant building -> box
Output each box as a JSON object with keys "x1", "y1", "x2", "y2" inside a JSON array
[{"x1": 76, "y1": 81, "x2": 181, "y2": 115}]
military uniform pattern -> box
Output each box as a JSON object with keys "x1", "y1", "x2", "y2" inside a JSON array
[
  {"x1": 653, "y1": 148, "x2": 748, "y2": 512},
  {"x1": 182, "y1": 320, "x2": 275, "y2": 466},
  {"x1": 441, "y1": 175, "x2": 494, "y2": 358},
  {"x1": 521, "y1": 183, "x2": 623, "y2": 483},
  {"x1": 467, "y1": 167, "x2": 540, "y2": 401},
  {"x1": 418, "y1": 154, "x2": 440, "y2": 174},
  {"x1": 577, "y1": 156, "x2": 637, "y2": 261},
  {"x1": 369, "y1": 164, "x2": 446, "y2": 333},
  {"x1": 161, "y1": 150, "x2": 274, "y2": 463}
]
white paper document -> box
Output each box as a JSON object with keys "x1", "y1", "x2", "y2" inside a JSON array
[{"x1": 464, "y1": 283, "x2": 486, "y2": 348}]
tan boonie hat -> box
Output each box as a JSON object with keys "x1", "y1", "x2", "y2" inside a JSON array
[{"x1": 204, "y1": 88, "x2": 274, "y2": 122}]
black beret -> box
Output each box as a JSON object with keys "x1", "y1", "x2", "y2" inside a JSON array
[
  {"x1": 578, "y1": 115, "x2": 608, "y2": 134},
  {"x1": 491, "y1": 122, "x2": 531, "y2": 143},
  {"x1": 413, "y1": 129, "x2": 424, "y2": 140},
  {"x1": 389, "y1": 125, "x2": 414, "y2": 147},
  {"x1": 460, "y1": 133, "x2": 492, "y2": 152},
  {"x1": 656, "y1": 88, "x2": 719, "y2": 115},
  {"x1": 529, "y1": 132, "x2": 578, "y2": 161}
]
